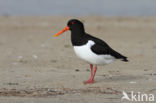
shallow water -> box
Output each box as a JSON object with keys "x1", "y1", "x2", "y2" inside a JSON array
[{"x1": 0, "y1": 0, "x2": 156, "y2": 16}]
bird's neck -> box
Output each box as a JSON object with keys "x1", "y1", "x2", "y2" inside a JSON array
[{"x1": 71, "y1": 29, "x2": 86, "y2": 46}]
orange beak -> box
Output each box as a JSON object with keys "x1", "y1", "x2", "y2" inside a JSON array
[{"x1": 53, "y1": 26, "x2": 70, "y2": 37}]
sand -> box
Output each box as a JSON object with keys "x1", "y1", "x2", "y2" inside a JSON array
[{"x1": 0, "y1": 16, "x2": 156, "y2": 103}]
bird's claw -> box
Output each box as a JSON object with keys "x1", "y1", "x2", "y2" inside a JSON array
[{"x1": 83, "y1": 79, "x2": 95, "y2": 84}]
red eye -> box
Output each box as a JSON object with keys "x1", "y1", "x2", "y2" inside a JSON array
[{"x1": 72, "y1": 22, "x2": 75, "y2": 24}]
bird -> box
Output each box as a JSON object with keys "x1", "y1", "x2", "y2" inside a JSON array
[{"x1": 53, "y1": 19, "x2": 128, "y2": 84}]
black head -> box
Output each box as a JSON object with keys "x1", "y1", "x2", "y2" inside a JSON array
[
  {"x1": 53, "y1": 19, "x2": 87, "y2": 46},
  {"x1": 53, "y1": 19, "x2": 85, "y2": 37},
  {"x1": 67, "y1": 19, "x2": 85, "y2": 33}
]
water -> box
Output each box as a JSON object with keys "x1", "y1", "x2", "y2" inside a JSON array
[{"x1": 0, "y1": 0, "x2": 156, "y2": 16}]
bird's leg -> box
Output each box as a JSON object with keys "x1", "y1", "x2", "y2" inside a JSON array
[
  {"x1": 89, "y1": 64, "x2": 93, "y2": 79},
  {"x1": 91, "y1": 66, "x2": 97, "y2": 81},
  {"x1": 84, "y1": 64, "x2": 95, "y2": 84}
]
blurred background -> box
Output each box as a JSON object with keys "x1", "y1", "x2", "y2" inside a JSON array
[{"x1": 0, "y1": 0, "x2": 156, "y2": 16}]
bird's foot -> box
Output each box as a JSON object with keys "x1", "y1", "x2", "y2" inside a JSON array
[{"x1": 83, "y1": 79, "x2": 95, "y2": 84}]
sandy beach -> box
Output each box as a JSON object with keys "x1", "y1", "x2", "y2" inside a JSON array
[{"x1": 0, "y1": 16, "x2": 156, "y2": 103}]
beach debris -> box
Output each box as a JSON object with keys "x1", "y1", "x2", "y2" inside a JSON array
[
  {"x1": 145, "y1": 73, "x2": 156, "y2": 76},
  {"x1": 5, "y1": 83, "x2": 19, "y2": 85},
  {"x1": 0, "y1": 87, "x2": 121, "y2": 97}
]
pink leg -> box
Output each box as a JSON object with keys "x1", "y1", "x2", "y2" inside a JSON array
[
  {"x1": 84, "y1": 65, "x2": 97, "y2": 84},
  {"x1": 84, "y1": 64, "x2": 93, "y2": 84},
  {"x1": 92, "y1": 66, "x2": 97, "y2": 80},
  {"x1": 89, "y1": 64, "x2": 93, "y2": 78}
]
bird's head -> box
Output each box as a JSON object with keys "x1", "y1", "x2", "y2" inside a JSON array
[{"x1": 53, "y1": 19, "x2": 84, "y2": 37}]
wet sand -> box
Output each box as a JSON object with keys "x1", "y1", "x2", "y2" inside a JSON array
[{"x1": 0, "y1": 16, "x2": 156, "y2": 103}]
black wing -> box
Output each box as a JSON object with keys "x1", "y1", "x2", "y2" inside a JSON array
[
  {"x1": 91, "y1": 44, "x2": 128, "y2": 62},
  {"x1": 85, "y1": 34, "x2": 128, "y2": 62}
]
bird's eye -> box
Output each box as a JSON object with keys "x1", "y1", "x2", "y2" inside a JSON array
[{"x1": 72, "y1": 22, "x2": 75, "y2": 24}]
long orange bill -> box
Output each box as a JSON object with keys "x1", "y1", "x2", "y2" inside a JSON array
[{"x1": 53, "y1": 26, "x2": 70, "y2": 37}]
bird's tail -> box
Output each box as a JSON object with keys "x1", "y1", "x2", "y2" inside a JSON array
[
  {"x1": 122, "y1": 57, "x2": 128, "y2": 62},
  {"x1": 110, "y1": 48, "x2": 129, "y2": 62}
]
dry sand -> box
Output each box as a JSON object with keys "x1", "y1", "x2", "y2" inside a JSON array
[{"x1": 0, "y1": 16, "x2": 156, "y2": 103}]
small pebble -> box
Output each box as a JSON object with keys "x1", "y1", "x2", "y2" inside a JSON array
[
  {"x1": 129, "y1": 81, "x2": 137, "y2": 84},
  {"x1": 41, "y1": 44, "x2": 45, "y2": 47},
  {"x1": 148, "y1": 78, "x2": 152, "y2": 81},
  {"x1": 144, "y1": 69, "x2": 148, "y2": 71},
  {"x1": 51, "y1": 60, "x2": 57, "y2": 63},
  {"x1": 32, "y1": 54, "x2": 38, "y2": 59},
  {"x1": 75, "y1": 69, "x2": 80, "y2": 72},
  {"x1": 64, "y1": 44, "x2": 70, "y2": 48},
  {"x1": 18, "y1": 56, "x2": 23, "y2": 59},
  {"x1": 12, "y1": 62, "x2": 18, "y2": 65},
  {"x1": 102, "y1": 74, "x2": 106, "y2": 77}
]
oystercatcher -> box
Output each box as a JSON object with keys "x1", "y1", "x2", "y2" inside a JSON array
[{"x1": 54, "y1": 19, "x2": 128, "y2": 84}]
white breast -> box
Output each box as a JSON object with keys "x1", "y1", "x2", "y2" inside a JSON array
[{"x1": 73, "y1": 40, "x2": 115, "y2": 65}]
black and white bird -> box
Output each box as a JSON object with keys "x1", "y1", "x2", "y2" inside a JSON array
[{"x1": 54, "y1": 19, "x2": 128, "y2": 84}]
